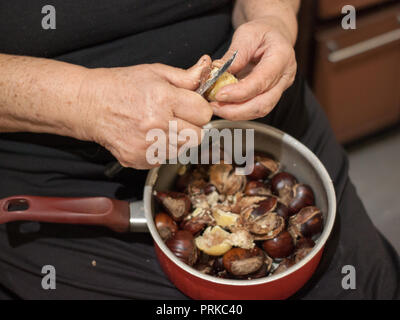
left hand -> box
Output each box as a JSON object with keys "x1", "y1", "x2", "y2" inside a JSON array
[{"x1": 212, "y1": 18, "x2": 297, "y2": 121}]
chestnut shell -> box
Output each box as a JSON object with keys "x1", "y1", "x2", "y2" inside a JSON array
[
  {"x1": 154, "y1": 191, "x2": 191, "y2": 221},
  {"x1": 166, "y1": 230, "x2": 198, "y2": 266},
  {"x1": 155, "y1": 212, "x2": 178, "y2": 241},
  {"x1": 223, "y1": 247, "x2": 265, "y2": 276},
  {"x1": 262, "y1": 230, "x2": 294, "y2": 259},
  {"x1": 288, "y1": 206, "x2": 323, "y2": 239}
]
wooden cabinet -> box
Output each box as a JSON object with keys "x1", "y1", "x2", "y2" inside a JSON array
[{"x1": 311, "y1": 4, "x2": 400, "y2": 142}]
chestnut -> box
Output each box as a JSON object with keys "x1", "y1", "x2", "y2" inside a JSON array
[
  {"x1": 288, "y1": 184, "x2": 315, "y2": 215},
  {"x1": 294, "y1": 237, "x2": 315, "y2": 263},
  {"x1": 270, "y1": 172, "x2": 297, "y2": 204},
  {"x1": 154, "y1": 191, "x2": 191, "y2": 221},
  {"x1": 237, "y1": 254, "x2": 273, "y2": 279},
  {"x1": 249, "y1": 196, "x2": 278, "y2": 217},
  {"x1": 244, "y1": 180, "x2": 271, "y2": 197},
  {"x1": 194, "y1": 263, "x2": 213, "y2": 275},
  {"x1": 245, "y1": 211, "x2": 286, "y2": 240},
  {"x1": 212, "y1": 256, "x2": 225, "y2": 273},
  {"x1": 275, "y1": 201, "x2": 290, "y2": 220},
  {"x1": 209, "y1": 163, "x2": 246, "y2": 195},
  {"x1": 155, "y1": 212, "x2": 178, "y2": 241},
  {"x1": 288, "y1": 206, "x2": 323, "y2": 240},
  {"x1": 273, "y1": 258, "x2": 295, "y2": 274},
  {"x1": 262, "y1": 230, "x2": 294, "y2": 259},
  {"x1": 223, "y1": 247, "x2": 265, "y2": 276},
  {"x1": 180, "y1": 208, "x2": 214, "y2": 236},
  {"x1": 206, "y1": 69, "x2": 238, "y2": 102},
  {"x1": 204, "y1": 183, "x2": 217, "y2": 195},
  {"x1": 180, "y1": 219, "x2": 206, "y2": 236},
  {"x1": 248, "y1": 155, "x2": 279, "y2": 181},
  {"x1": 165, "y1": 230, "x2": 198, "y2": 266}
]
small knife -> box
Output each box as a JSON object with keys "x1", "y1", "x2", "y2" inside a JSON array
[{"x1": 196, "y1": 50, "x2": 238, "y2": 96}]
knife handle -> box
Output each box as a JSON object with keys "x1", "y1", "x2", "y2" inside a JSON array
[{"x1": 0, "y1": 195, "x2": 130, "y2": 233}]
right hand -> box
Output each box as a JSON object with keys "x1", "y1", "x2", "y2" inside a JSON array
[{"x1": 77, "y1": 56, "x2": 213, "y2": 169}]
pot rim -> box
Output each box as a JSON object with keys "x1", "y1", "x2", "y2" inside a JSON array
[{"x1": 144, "y1": 120, "x2": 336, "y2": 286}]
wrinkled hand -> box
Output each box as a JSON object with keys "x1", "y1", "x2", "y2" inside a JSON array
[
  {"x1": 212, "y1": 18, "x2": 297, "y2": 121},
  {"x1": 78, "y1": 56, "x2": 212, "y2": 169}
]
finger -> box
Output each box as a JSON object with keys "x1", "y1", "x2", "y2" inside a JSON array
[
  {"x1": 213, "y1": 33, "x2": 258, "y2": 74},
  {"x1": 149, "y1": 55, "x2": 212, "y2": 90},
  {"x1": 215, "y1": 51, "x2": 289, "y2": 103},
  {"x1": 211, "y1": 76, "x2": 291, "y2": 121},
  {"x1": 166, "y1": 118, "x2": 205, "y2": 161},
  {"x1": 172, "y1": 88, "x2": 213, "y2": 127}
]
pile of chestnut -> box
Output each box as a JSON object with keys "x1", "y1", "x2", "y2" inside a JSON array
[{"x1": 154, "y1": 154, "x2": 323, "y2": 280}]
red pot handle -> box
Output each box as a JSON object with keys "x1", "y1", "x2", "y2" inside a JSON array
[{"x1": 0, "y1": 195, "x2": 131, "y2": 233}]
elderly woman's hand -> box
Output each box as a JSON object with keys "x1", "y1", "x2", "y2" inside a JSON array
[
  {"x1": 211, "y1": 18, "x2": 297, "y2": 121},
  {"x1": 78, "y1": 56, "x2": 213, "y2": 169}
]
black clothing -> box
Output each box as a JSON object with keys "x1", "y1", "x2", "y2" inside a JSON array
[{"x1": 0, "y1": 1, "x2": 398, "y2": 299}]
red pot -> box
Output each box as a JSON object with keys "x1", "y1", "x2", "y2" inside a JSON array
[{"x1": 0, "y1": 121, "x2": 336, "y2": 299}]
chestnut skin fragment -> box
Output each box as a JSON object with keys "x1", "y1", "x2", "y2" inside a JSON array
[
  {"x1": 209, "y1": 163, "x2": 246, "y2": 195},
  {"x1": 155, "y1": 212, "x2": 178, "y2": 241},
  {"x1": 262, "y1": 230, "x2": 295, "y2": 259},
  {"x1": 288, "y1": 206, "x2": 323, "y2": 240},
  {"x1": 154, "y1": 191, "x2": 191, "y2": 221},
  {"x1": 223, "y1": 247, "x2": 265, "y2": 276},
  {"x1": 166, "y1": 230, "x2": 198, "y2": 266},
  {"x1": 245, "y1": 212, "x2": 286, "y2": 240}
]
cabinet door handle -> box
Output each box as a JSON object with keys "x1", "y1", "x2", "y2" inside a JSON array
[{"x1": 328, "y1": 28, "x2": 400, "y2": 63}]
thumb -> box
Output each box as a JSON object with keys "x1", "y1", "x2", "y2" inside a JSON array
[{"x1": 150, "y1": 55, "x2": 212, "y2": 90}]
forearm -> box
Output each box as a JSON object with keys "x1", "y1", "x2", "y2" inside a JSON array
[
  {"x1": 0, "y1": 54, "x2": 89, "y2": 140},
  {"x1": 232, "y1": 0, "x2": 300, "y2": 44}
]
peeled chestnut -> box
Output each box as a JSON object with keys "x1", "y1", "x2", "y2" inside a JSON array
[
  {"x1": 288, "y1": 206, "x2": 323, "y2": 240},
  {"x1": 244, "y1": 180, "x2": 271, "y2": 197},
  {"x1": 166, "y1": 230, "x2": 198, "y2": 266},
  {"x1": 288, "y1": 184, "x2": 315, "y2": 215},
  {"x1": 206, "y1": 69, "x2": 238, "y2": 102},
  {"x1": 155, "y1": 212, "x2": 178, "y2": 241},
  {"x1": 154, "y1": 191, "x2": 191, "y2": 221},
  {"x1": 248, "y1": 155, "x2": 279, "y2": 181},
  {"x1": 223, "y1": 247, "x2": 265, "y2": 276},
  {"x1": 262, "y1": 230, "x2": 294, "y2": 259}
]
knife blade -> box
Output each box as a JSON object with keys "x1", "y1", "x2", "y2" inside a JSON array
[{"x1": 196, "y1": 50, "x2": 238, "y2": 96}]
